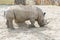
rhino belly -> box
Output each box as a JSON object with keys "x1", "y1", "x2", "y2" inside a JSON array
[{"x1": 14, "y1": 17, "x2": 28, "y2": 23}]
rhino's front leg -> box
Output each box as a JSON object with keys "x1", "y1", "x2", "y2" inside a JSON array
[
  {"x1": 6, "y1": 19, "x2": 14, "y2": 29},
  {"x1": 29, "y1": 18, "x2": 35, "y2": 28}
]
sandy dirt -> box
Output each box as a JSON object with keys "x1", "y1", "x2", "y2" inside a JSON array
[{"x1": 0, "y1": 5, "x2": 60, "y2": 40}]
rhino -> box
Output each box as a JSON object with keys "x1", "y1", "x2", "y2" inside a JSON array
[{"x1": 4, "y1": 5, "x2": 46, "y2": 29}]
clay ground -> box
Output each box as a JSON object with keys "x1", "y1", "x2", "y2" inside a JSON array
[{"x1": 0, "y1": 5, "x2": 60, "y2": 40}]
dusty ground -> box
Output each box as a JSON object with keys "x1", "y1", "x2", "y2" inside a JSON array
[{"x1": 0, "y1": 5, "x2": 60, "y2": 40}]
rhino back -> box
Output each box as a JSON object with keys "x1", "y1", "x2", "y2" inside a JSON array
[{"x1": 13, "y1": 5, "x2": 38, "y2": 20}]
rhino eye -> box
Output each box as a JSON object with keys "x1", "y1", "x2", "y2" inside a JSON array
[{"x1": 42, "y1": 20, "x2": 44, "y2": 23}]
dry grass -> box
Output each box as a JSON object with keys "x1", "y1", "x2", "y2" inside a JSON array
[{"x1": 0, "y1": 0, "x2": 14, "y2": 4}]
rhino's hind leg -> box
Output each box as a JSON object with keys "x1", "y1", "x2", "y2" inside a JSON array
[
  {"x1": 29, "y1": 18, "x2": 35, "y2": 28},
  {"x1": 6, "y1": 20, "x2": 9, "y2": 28},
  {"x1": 6, "y1": 19, "x2": 14, "y2": 29}
]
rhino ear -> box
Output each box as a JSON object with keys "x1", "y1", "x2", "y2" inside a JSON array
[{"x1": 43, "y1": 12, "x2": 46, "y2": 16}]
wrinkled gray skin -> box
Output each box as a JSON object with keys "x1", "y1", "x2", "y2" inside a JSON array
[{"x1": 5, "y1": 5, "x2": 46, "y2": 29}]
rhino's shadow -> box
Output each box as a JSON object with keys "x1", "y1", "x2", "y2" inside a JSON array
[{"x1": 7, "y1": 22, "x2": 50, "y2": 33}]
